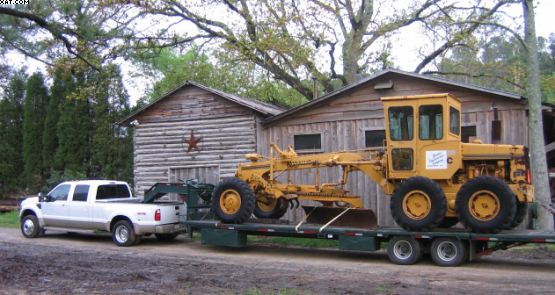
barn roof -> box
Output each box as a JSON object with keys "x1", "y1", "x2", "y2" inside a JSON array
[
  {"x1": 264, "y1": 69, "x2": 524, "y2": 125},
  {"x1": 118, "y1": 81, "x2": 285, "y2": 126}
]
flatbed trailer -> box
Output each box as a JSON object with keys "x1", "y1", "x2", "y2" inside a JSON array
[{"x1": 185, "y1": 219, "x2": 555, "y2": 267}]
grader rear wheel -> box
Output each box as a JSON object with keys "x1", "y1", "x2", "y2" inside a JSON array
[
  {"x1": 254, "y1": 197, "x2": 288, "y2": 219},
  {"x1": 391, "y1": 176, "x2": 447, "y2": 231},
  {"x1": 455, "y1": 176, "x2": 516, "y2": 233},
  {"x1": 211, "y1": 178, "x2": 255, "y2": 223}
]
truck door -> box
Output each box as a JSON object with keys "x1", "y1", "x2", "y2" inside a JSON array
[
  {"x1": 68, "y1": 184, "x2": 92, "y2": 228},
  {"x1": 41, "y1": 184, "x2": 71, "y2": 227}
]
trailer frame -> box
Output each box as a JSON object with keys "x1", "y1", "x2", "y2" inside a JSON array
[{"x1": 184, "y1": 219, "x2": 555, "y2": 266}]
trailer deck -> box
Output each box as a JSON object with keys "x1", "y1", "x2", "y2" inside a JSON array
[{"x1": 185, "y1": 219, "x2": 555, "y2": 266}]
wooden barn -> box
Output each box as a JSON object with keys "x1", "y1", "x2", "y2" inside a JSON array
[
  {"x1": 120, "y1": 69, "x2": 554, "y2": 226},
  {"x1": 118, "y1": 81, "x2": 284, "y2": 197}
]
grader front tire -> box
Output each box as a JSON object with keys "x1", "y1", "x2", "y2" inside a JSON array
[
  {"x1": 455, "y1": 176, "x2": 516, "y2": 233},
  {"x1": 211, "y1": 178, "x2": 255, "y2": 224},
  {"x1": 254, "y1": 197, "x2": 288, "y2": 219},
  {"x1": 391, "y1": 176, "x2": 447, "y2": 231}
]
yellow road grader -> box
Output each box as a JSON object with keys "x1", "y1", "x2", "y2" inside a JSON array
[{"x1": 211, "y1": 93, "x2": 534, "y2": 233}]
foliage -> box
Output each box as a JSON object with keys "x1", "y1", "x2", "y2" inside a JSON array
[
  {"x1": 435, "y1": 34, "x2": 555, "y2": 103},
  {"x1": 22, "y1": 72, "x2": 49, "y2": 191},
  {"x1": 0, "y1": 69, "x2": 26, "y2": 193},
  {"x1": 142, "y1": 48, "x2": 307, "y2": 107}
]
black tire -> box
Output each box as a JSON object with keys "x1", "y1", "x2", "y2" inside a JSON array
[
  {"x1": 155, "y1": 233, "x2": 179, "y2": 241},
  {"x1": 430, "y1": 238, "x2": 468, "y2": 267},
  {"x1": 111, "y1": 220, "x2": 137, "y2": 247},
  {"x1": 211, "y1": 177, "x2": 255, "y2": 223},
  {"x1": 387, "y1": 236, "x2": 423, "y2": 265},
  {"x1": 390, "y1": 176, "x2": 447, "y2": 231},
  {"x1": 508, "y1": 202, "x2": 528, "y2": 229},
  {"x1": 455, "y1": 176, "x2": 516, "y2": 233},
  {"x1": 438, "y1": 217, "x2": 459, "y2": 229},
  {"x1": 254, "y1": 197, "x2": 288, "y2": 219},
  {"x1": 21, "y1": 215, "x2": 41, "y2": 238}
]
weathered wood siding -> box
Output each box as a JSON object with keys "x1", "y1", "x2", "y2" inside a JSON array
[
  {"x1": 133, "y1": 86, "x2": 258, "y2": 197},
  {"x1": 260, "y1": 74, "x2": 529, "y2": 226}
]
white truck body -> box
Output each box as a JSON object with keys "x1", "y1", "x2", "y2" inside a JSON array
[{"x1": 19, "y1": 180, "x2": 187, "y2": 245}]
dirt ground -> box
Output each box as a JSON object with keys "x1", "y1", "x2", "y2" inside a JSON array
[{"x1": 0, "y1": 228, "x2": 554, "y2": 295}]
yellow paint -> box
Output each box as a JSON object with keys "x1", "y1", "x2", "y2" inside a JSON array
[{"x1": 219, "y1": 189, "x2": 242, "y2": 215}]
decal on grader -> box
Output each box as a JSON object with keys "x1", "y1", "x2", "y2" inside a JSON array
[{"x1": 211, "y1": 93, "x2": 534, "y2": 233}]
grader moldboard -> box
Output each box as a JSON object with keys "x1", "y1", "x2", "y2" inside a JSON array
[{"x1": 211, "y1": 93, "x2": 534, "y2": 233}]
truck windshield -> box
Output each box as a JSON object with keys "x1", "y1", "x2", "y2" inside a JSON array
[{"x1": 96, "y1": 185, "x2": 131, "y2": 200}]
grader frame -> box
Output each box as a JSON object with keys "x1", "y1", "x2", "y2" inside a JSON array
[{"x1": 212, "y1": 93, "x2": 534, "y2": 233}]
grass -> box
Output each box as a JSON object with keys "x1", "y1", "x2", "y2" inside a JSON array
[
  {"x1": 0, "y1": 210, "x2": 19, "y2": 228},
  {"x1": 511, "y1": 243, "x2": 555, "y2": 252},
  {"x1": 242, "y1": 287, "x2": 302, "y2": 295}
]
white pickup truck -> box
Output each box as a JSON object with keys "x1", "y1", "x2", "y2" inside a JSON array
[{"x1": 19, "y1": 180, "x2": 187, "y2": 246}]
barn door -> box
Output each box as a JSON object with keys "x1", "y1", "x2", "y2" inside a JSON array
[{"x1": 168, "y1": 165, "x2": 220, "y2": 185}]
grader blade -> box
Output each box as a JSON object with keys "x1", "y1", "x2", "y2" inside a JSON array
[{"x1": 302, "y1": 206, "x2": 377, "y2": 229}]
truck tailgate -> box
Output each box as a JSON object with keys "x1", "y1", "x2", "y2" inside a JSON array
[{"x1": 157, "y1": 203, "x2": 186, "y2": 224}]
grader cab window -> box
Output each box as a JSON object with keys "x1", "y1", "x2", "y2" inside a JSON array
[
  {"x1": 449, "y1": 107, "x2": 460, "y2": 135},
  {"x1": 419, "y1": 105, "x2": 443, "y2": 140},
  {"x1": 391, "y1": 148, "x2": 413, "y2": 170},
  {"x1": 388, "y1": 107, "x2": 413, "y2": 141}
]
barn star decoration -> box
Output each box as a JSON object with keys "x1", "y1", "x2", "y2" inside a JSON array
[{"x1": 184, "y1": 130, "x2": 202, "y2": 152}]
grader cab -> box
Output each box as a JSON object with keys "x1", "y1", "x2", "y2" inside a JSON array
[{"x1": 211, "y1": 93, "x2": 534, "y2": 233}]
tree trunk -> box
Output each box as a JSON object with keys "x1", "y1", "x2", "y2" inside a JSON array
[{"x1": 523, "y1": 0, "x2": 554, "y2": 230}]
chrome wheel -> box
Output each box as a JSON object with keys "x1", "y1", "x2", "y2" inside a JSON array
[
  {"x1": 436, "y1": 240, "x2": 457, "y2": 262},
  {"x1": 115, "y1": 225, "x2": 129, "y2": 244},
  {"x1": 393, "y1": 240, "x2": 413, "y2": 260},
  {"x1": 23, "y1": 218, "x2": 35, "y2": 236}
]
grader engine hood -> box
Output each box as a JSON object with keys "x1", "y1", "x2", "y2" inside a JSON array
[{"x1": 461, "y1": 143, "x2": 525, "y2": 160}]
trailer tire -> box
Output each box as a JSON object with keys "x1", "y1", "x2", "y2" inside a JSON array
[
  {"x1": 456, "y1": 176, "x2": 516, "y2": 233},
  {"x1": 254, "y1": 197, "x2": 288, "y2": 219},
  {"x1": 430, "y1": 238, "x2": 468, "y2": 266},
  {"x1": 155, "y1": 233, "x2": 178, "y2": 241},
  {"x1": 21, "y1": 215, "x2": 41, "y2": 238},
  {"x1": 387, "y1": 236, "x2": 423, "y2": 265},
  {"x1": 112, "y1": 220, "x2": 137, "y2": 247},
  {"x1": 212, "y1": 177, "x2": 255, "y2": 224},
  {"x1": 391, "y1": 176, "x2": 447, "y2": 231},
  {"x1": 438, "y1": 217, "x2": 459, "y2": 229}
]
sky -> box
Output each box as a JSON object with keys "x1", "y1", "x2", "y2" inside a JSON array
[{"x1": 6, "y1": 0, "x2": 555, "y2": 106}]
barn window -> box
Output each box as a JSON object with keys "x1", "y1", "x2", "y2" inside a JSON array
[
  {"x1": 419, "y1": 105, "x2": 443, "y2": 140},
  {"x1": 461, "y1": 126, "x2": 477, "y2": 143},
  {"x1": 294, "y1": 134, "x2": 322, "y2": 151},
  {"x1": 365, "y1": 130, "x2": 386, "y2": 148}
]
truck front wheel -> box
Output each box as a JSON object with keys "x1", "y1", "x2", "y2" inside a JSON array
[
  {"x1": 112, "y1": 220, "x2": 137, "y2": 247},
  {"x1": 21, "y1": 215, "x2": 41, "y2": 238}
]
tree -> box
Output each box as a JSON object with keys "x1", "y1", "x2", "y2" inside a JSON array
[
  {"x1": 0, "y1": 69, "x2": 26, "y2": 194},
  {"x1": 140, "y1": 48, "x2": 306, "y2": 107},
  {"x1": 54, "y1": 71, "x2": 89, "y2": 175},
  {"x1": 89, "y1": 64, "x2": 133, "y2": 182},
  {"x1": 22, "y1": 72, "x2": 49, "y2": 190},
  {"x1": 523, "y1": 0, "x2": 553, "y2": 230},
  {"x1": 126, "y1": 0, "x2": 521, "y2": 99},
  {"x1": 43, "y1": 67, "x2": 74, "y2": 175}
]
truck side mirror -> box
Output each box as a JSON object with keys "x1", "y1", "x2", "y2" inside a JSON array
[{"x1": 38, "y1": 192, "x2": 44, "y2": 202}]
